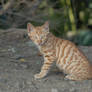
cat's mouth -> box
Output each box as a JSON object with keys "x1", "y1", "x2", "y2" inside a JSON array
[
  {"x1": 38, "y1": 39, "x2": 48, "y2": 46},
  {"x1": 39, "y1": 42, "x2": 43, "y2": 46}
]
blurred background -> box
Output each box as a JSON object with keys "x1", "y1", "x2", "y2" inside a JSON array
[{"x1": 0, "y1": 0, "x2": 92, "y2": 46}]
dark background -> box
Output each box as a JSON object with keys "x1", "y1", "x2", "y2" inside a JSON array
[{"x1": 0, "y1": 0, "x2": 92, "y2": 46}]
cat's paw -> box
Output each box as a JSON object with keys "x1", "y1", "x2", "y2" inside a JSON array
[
  {"x1": 64, "y1": 75, "x2": 77, "y2": 81},
  {"x1": 34, "y1": 73, "x2": 43, "y2": 79},
  {"x1": 64, "y1": 77, "x2": 70, "y2": 81}
]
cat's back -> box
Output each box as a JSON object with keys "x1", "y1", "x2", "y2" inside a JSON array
[{"x1": 56, "y1": 38, "x2": 91, "y2": 73}]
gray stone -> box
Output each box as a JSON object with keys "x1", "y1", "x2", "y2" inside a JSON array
[{"x1": 0, "y1": 29, "x2": 92, "y2": 92}]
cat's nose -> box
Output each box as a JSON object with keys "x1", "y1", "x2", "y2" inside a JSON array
[{"x1": 37, "y1": 40, "x2": 42, "y2": 45}]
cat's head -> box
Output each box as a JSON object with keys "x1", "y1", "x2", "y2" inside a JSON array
[{"x1": 27, "y1": 21, "x2": 49, "y2": 45}]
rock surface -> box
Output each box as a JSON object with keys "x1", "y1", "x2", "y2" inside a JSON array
[{"x1": 0, "y1": 29, "x2": 92, "y2": 92}]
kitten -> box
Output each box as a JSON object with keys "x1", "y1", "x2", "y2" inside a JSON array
[{"x1": 27, "y1": 21, "x2": 92, "y2": 81}]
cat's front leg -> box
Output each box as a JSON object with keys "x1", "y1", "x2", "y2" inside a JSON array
[{"x1": 34, "y1": 55, "x2": 55, "y2": 79}]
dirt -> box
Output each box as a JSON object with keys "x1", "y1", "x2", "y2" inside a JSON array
[{"x1": 0, "y1": 28, "x2": 92, "y2": 92}]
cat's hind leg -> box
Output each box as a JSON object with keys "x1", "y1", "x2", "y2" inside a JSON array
[{"x1": 64, "y1": 74, "x2": 84, "y2": 81}]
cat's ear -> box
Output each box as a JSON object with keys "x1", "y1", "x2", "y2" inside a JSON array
[
  {"x1": 43, "y1": 21, "x2": 49, "y2": 33},
  {"x1": 27, "y1": 23, "x2": 34, "y2": 32}
]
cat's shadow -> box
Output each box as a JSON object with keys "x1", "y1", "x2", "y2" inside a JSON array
[{"x1": 48, "y1": 68, "x2": 65, "y2": 78}]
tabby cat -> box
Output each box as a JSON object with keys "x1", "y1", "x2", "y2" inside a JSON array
[{"x1": 27, "y1": 21, "x2": 92, "y2": 81}]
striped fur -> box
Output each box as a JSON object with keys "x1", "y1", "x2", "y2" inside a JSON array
[{"x1": 27, "y1": 21, "x2": 92, "y2": 81}]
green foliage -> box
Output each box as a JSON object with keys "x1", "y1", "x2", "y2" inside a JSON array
[{"x1": 72, "y1": 30, "x2": 92, "y2": 46}]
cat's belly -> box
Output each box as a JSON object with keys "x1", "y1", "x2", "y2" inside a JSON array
[{"x1": 56, "y1": 63, "x2": 69, "y2": 74}]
